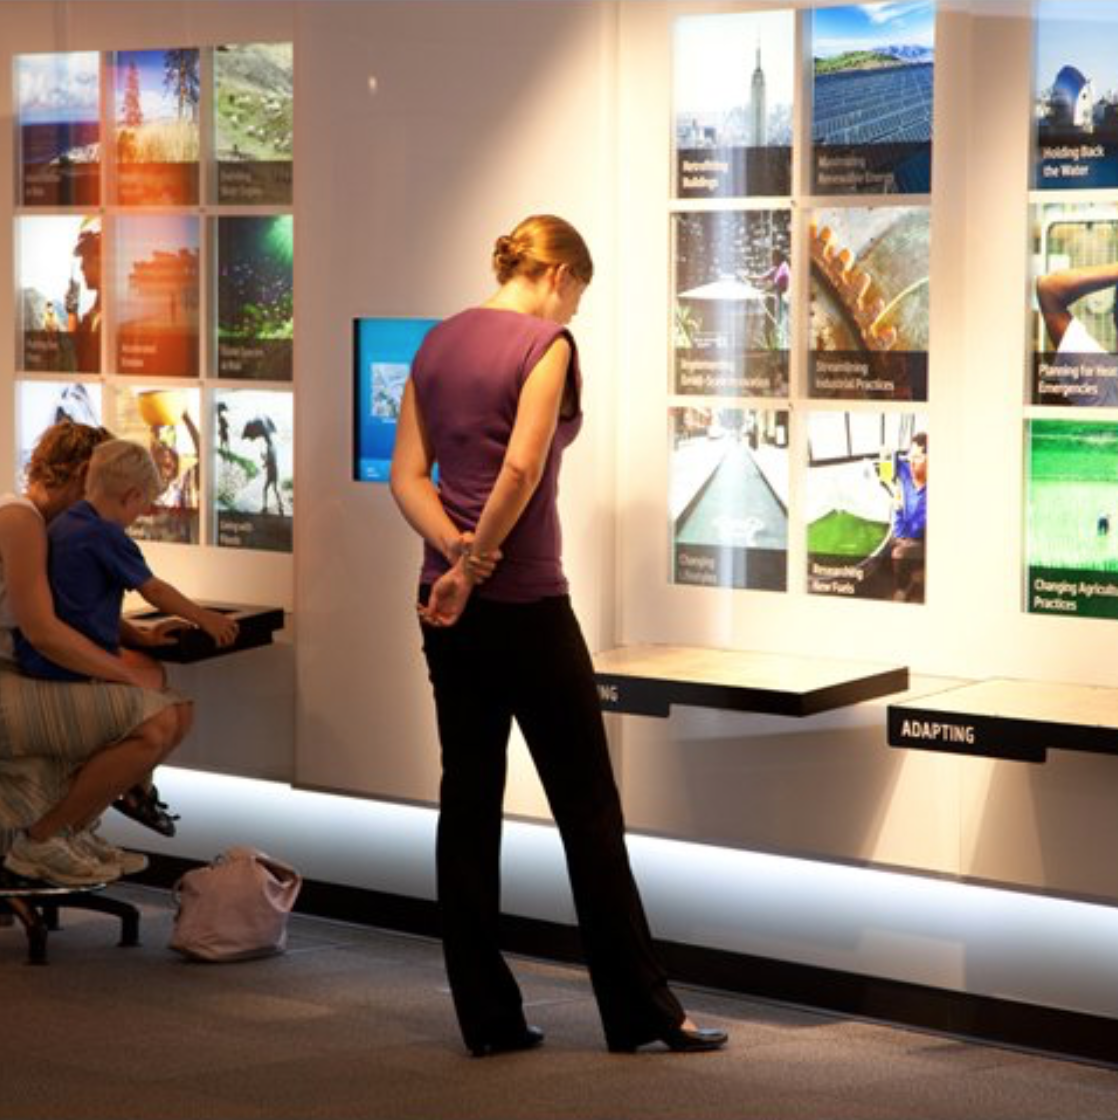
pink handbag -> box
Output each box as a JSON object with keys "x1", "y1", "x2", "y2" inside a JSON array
[{"x1": 170, "y1": 846, "x2": 302, "y2": 962}]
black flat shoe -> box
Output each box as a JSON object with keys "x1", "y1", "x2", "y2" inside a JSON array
[
  {"x1": 469, "y1": 1025, "x2": 545, "y2": 1058},
  {"x1": 608, "y1": 1023, "x2": 728, "y2": 1054}
]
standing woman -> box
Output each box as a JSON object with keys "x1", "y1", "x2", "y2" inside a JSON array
[
  {"x1": 0, "y1": 420, "x2": 190, "y2": 886},
  {"x1": 391, "y1": 215, "x2": 727, "y2": 1056}
]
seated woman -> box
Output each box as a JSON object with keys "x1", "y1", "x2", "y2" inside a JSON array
[{"x1": 0, "y1": 421, "x2": 192, "y2": 887}]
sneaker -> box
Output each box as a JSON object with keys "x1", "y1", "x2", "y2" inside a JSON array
[
  {"x1": 71, "y1": 829, "x2": 149, "y2": 877},
  {"x1": 2, "y1": 832, "x2": 120, "y2": 887}
]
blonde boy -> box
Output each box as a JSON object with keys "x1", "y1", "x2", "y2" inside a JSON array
[{"x1": 16, "y1": 439, "x2": 238, "y2": 681}]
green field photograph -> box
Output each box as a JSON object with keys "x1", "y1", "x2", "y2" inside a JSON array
[
  {"x1": 1027, "y1": 418, "x2": 1118, "y2": 617},
  {"x1": 1027, "y1": 419, "x2": 1118, "y2": 572}
]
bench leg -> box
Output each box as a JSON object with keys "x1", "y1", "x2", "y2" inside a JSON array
[
  {"x1": 1, "y1": 897, "x2": 50, "y2": 964},
  {"x1": 3, "y1": 892, "x2": 141, "y2": 961},
  {"x1": 43, "y1": 893, "x2": 142, "y2": 948}
]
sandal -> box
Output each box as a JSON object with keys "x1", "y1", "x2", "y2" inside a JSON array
[{"x1": 111, "y1": 784, "x2": 180, "y2": 837}]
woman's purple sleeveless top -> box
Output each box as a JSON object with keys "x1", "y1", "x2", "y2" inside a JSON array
[{"x1": 410, "y1": 307, "x2": 582, "y2": 602}]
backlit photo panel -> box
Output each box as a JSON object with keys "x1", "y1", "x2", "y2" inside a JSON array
[
  {"x1": 808, "y1": 206, "x2": 930, "y2": 401},
  {"x1": 806, "y1": 410, "x2": 927, "y2": 602},
  {"x1": 1026, "y1": 419, "x2": 1118, "y2": 619},
  {"x1": 1030, "y1": 203, "x2": 1118, "y2": 405},
  {"x1": 215, "y1": 216, "x2": 294, "y2": 380},
  {"x1": 811, "y1": 2, "x2": 934, "y2": 195},
  {"x1": 109, "y1": 385, "x2": 201, "y2": 545},
  {"x1": 673, "y1": 11, "x2": 794, "y2": 198},
  {"x1": 1033, "y1": 1, "x2": 1118, "y2": 190},
  {"x1": 672, "y1": 209, "x2": 791, "y2": 398},
  {"x1": 214, "y1": 42, "x2": 293, "y2": 204},
  {"x1": 17, "y1": 215, "x2": 102, "y2": 374},
  {"x1": 670, "y1": 406, "x2": 789, "y2": 591},
  {"x1": 17, "y1": 51, "x2": 100, "y2": 206},
  {"x1": 214, "y1": 389, "x2": 293, "y2": 553},
  {"x1": 112, "y1": 48, "x2": 200, "y2": 205},
  {"x1": 16, "y1": 381, "x2": 102, "y2": 480},
  {"x1": 114, "y1": 215, "x2": 200, "y2": 377}
]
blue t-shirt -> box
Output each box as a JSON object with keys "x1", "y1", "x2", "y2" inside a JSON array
[
  {"x1": 892, "y1": 458, "x2": 927, "y2": 541},
  {"x1": 16, "y1": 500, "x2": 153, "y2": 682}
]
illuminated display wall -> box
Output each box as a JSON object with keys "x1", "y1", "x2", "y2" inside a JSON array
[
  {"x1": 1025, "y1": 1, "x2": 1118, "y2": 617},
  {"x1": 13, "y1": 43, "x2": 294, "y2": 553},
  {"x1": 670, "y1": 1, "x2": 933, "y2": 599},
  {"x1": 1029, "y1": 3, "x2": 1118, "y2": 380},
  {"x1": 664, "y1": 1, "x2": 1118, "y2": 630},
  {"x1": 608, "y1": 0, "x2": 1118, "y2": 908}
]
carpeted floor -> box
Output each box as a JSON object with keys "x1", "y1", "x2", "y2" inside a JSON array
[{"x1": 2, "y1": 884, "x2": 1116, "y2": 1120}]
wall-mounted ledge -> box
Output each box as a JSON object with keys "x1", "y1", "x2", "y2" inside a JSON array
[
  {"x1": 888, "y1": 678, "x2": 1118, "y2": 764},
  {"x1": 126, "y1": 603, "x2": 286, "y2": 663},
  {"x1": 592, "y1": 644, "x2": 909, "y2": 718}
]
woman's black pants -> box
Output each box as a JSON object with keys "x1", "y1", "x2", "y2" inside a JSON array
[{"x1": 420, "y1": 593, "x2": 683, "y2": 1050}]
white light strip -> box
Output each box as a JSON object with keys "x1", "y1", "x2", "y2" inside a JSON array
[{"x1": 101, "y1": 768, "x2": 1118, "y2": 1019}]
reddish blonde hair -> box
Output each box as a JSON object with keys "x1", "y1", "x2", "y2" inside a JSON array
[
  {"x1": 26, "y1": 420, "x2": 113, "y2": 491},
  {"x1": 492, "y1": 214, "x2": 594, "y2": 286}
]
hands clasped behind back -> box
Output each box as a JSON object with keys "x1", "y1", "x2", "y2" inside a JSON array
[{"x1": 417, "y1": 532, "x2": 501, "y2": 628}]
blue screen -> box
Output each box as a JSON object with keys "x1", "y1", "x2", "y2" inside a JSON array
[{"x1": 353, "y1": 316, "x2": 438, "y2": 482}]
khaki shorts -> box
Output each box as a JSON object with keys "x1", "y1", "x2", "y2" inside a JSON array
[{"x1": 0, "y1": 660, "x2": 185, "y2": 829}]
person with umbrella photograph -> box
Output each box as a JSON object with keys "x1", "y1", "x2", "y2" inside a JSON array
[
  {"x1": 214, "y1": 391, "x2": 293, "y2": 551},
  {"x1": 242, "y1": 415, "x2": 284, "y2": 517}
]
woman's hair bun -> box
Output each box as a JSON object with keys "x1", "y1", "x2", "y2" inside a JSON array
[
  {"x1": 492, "y1": 234, "x2": 523, "y2": 281},
  {"x1": 491, "y1": 215, "x2": 593, "y2": 286}
]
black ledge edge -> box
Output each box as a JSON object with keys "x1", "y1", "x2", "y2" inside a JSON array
[
  {"x1": 888, "y1": 694, "x2": 1118, "y2": 765},
  {"x1": 888, "y1": 704, "x2": 1051, "y2": 763},
  {"x1": 596, "y1": 665, "x2": 910, "y2": 718}
]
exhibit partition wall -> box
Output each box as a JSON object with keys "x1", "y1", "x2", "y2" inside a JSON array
[
  {"x1": 614, "y1": 0, "x2": 1118, "y2": 906},
  {"x1": 1, "y1": 2, "x2": 297, "y2": 779},
  {"x1": 4, "y1": 0, "x2": 1118, "y2": 1039},
  {"x1": 1, "y1": 1, "x2": 622, "y2": 811}
]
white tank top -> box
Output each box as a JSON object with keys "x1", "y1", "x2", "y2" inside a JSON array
[{"x1": 0, "y1": 493, "x2": 43, "y2": 662}]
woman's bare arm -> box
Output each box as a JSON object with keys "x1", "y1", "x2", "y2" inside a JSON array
[{"x1": 390, "y1": 379, "x2": 467, "y2": 563}]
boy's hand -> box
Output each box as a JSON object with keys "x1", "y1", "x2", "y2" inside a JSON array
[
  {"x1": 145, "y1": 618, "x2": 191, "y2": 646},
  {"x1": 197, "y1": 609, "x2": 240, "y2": 648},
  {"x1": 120, "y1": 618, "x2": 187, "y2": 654},
  {"x1": 121, "y1": 647, "x2": 168, "y2": 691}
]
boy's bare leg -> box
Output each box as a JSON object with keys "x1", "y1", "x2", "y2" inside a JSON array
[{"x1": 116, "y1": 647, "x2": 177, "y2": 797}]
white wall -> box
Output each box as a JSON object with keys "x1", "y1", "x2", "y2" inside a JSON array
[{"x1": 292, "y1": 1, "x2": 620, "y2": 818}]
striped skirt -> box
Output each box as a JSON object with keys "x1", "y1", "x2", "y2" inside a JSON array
[{"x1": 0, "y1": 661, "x2": 183, "y2": 831}]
